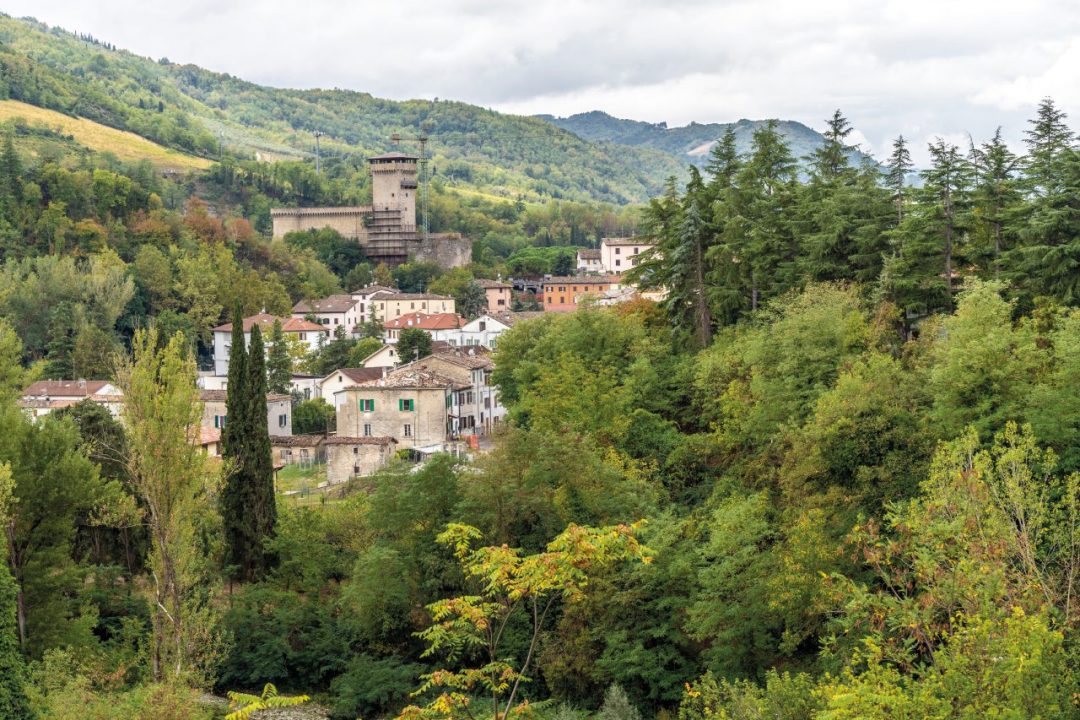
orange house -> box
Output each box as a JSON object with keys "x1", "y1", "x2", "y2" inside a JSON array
[{"x1": 542, "y1": 276, "x2": 616, "y2": 312}]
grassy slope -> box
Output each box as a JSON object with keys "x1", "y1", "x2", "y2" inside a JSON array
[{"x1": 0, "y1": 99, "x2": 211, "y2": 170}]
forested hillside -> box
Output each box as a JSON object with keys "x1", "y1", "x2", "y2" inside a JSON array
[
  {"x1": 0, "y1": 14, "x2": 686, "y2": 204},
  {"x1": 1, "y1": 5, "x2": 1080, "y2": 718},
  {"x1": 540, "y1": 110, "x2": 875, "y2": 170}
]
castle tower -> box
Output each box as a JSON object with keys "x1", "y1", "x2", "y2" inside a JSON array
[{"x1": 369, "y1": 152, "x2": 418, "y2": 226}]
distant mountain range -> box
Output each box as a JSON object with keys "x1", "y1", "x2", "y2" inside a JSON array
[{"x1": 537, "y1": 110, "x2": 878, "y2": 171}]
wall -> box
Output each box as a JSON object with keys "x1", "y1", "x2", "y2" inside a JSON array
[
  {"x1": 325, "y1": 442, "x2": 393, "y2": 484},
  {"x1": 337, "y1": 387, "x2": 448, "y2": 448},
  {"x1": 542, "y1": 280, "x2": 614, "y2": 312},
  {"x1": 415, "y1": 233, "x2": 472, "y2": 269},
  {"x1": 270, "y1": 207, "x2": 370, "y2": 240}
]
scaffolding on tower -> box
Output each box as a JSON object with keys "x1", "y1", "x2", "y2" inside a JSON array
[{"x1": 390, "y1": 132, "x2": 430, "y2": 244}]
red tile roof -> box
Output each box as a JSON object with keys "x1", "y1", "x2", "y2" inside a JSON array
[
  {"x1": 383, "y1": 312, "x2": 464, "y2": 331},
  {"x1": 293, "y1": 294, "x2": 358, "y2": 314},
  {"x1": 23, "y1": 380, "x2": 116, "y2": 398},
  {"x1": 213, "y1": 313, "x2": 327, "y2": 334}
]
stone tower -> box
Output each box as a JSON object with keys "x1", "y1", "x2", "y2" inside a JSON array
[{"x1": 369, "y1": 152, "x2": 418, "y2": 224}]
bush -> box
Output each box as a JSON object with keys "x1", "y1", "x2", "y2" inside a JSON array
[{"x1": 329, "y1": 654, "x2": 421, "y2": 720}]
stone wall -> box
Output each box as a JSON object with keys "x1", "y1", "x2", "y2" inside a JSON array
[
  {"x1": 337, "y1": 386, "x2": 449, "y2": 448},
  {"x1": 325, "y1": 442, "x2": 394, "y2": 484},
  {"x1": 270, "y1": 207, "x2": 370, "y2": 240},
  {"x1": 415, "y1": 233, "x2": 473, "y2": 269}
]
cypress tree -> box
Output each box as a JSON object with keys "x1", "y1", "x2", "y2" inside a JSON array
[
  {"x1": 221, "y1": 305, "x2": 250, "y2": 581},
  {"x1": 245, "y1": 324, "x2": 276, "y2": 580}
]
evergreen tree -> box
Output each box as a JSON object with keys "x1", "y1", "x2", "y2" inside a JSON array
[
  {"x1": 398, "y1": 328, "x2": 433, "y2": 363},
  {"x1": 969, "y1": 128, "x2": 1022, "y2": 275},
  {"x1": 1023, "y1": 97, "x2": 1074, "y2": 197},
  {"x1": 885, "y1": 135, "x2": 913, "y2": 226},
  {"x1": 459, "y1": 282, "x2": 488, "y2": 320},
  {"x1": 221, "y1": 306, "x2": 250, "y2": 581},
  {"x1": 244, "y1": 323, "x2": 276, "y2": 580},
  {"x1": 266, "y1": 319, "x2": 292, "y2": 395},
  {"x1": 0, "y1": 465, "x2": 32, "y2": 720},
  {"x1": 923, "y1": 140, "x2": 972, "y2": 308}
]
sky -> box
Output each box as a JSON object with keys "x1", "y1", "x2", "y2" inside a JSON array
[{"x1": 6, "y1": 0, "x2": 1080, "y2": 163}]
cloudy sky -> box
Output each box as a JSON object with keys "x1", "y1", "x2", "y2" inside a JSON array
[{"x1": 6, "y1": 0, "x2": 1080, "y2": 162}]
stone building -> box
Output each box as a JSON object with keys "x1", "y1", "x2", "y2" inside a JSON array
[
  {"x1": 323, "y1": 436, "x2": 398, "y2": 484},
  {"x1": 200, "y1": 389, "x2": 293, "y2": 437},
  {"x1": 271, "y1": 152, "x2": 472, "y2": 267},
  {"x1": 335, "y1": 367, "x2": 464, "y2": 450}
]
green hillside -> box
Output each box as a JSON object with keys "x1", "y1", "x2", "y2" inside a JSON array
[
  {"x1": 539, "y1": 110, "x2": 877, "y2": 169},
  {"x1": 0, "y1": 14, "x2": 687, "y2": 204}
]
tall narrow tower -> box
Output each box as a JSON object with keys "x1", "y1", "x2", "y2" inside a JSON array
[{"x1": 369, "y1": 152, "x2": 418, "y2": 226}]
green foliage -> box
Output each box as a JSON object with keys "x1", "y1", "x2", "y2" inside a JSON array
[
  {"x1": 397, "y1": 327, "x2": 433, "y2": 364},
  {"x1": 291, "y1": 398, "x2": 335, "y2": 435},
  {"x1": 330, "y1": 654, "x2": 421, "y2": 720},
  {"x1": 0, "y1": 464, "x2": 33, "y2": 720},
  {"x1": 596, "y1": 684, "x2": 641, "y2": 720},
  {"x1": 225, "y1": 683, "x2": 309, "y2": 720}
]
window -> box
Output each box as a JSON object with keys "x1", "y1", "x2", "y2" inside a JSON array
[
  {"x1": 299, "y1": 332, "x2": 307, "y2": 340},
  {"x1": 404, "y1": 423, "x2": 413, "y2": 438},
  {"x1": 278, "y1": 414, "x2": 287, "y2": 428},
  {"x1": 213, "y1": 414, "x2": 226, "y2": 428},
  {"x1": 479, "y1": 321, "x2": 486, "y2": 331},
  {"x1": 615, "y1": 259, "x2": 621, "y2": 267},
  {"x1": 446, "y1": 395, "x2": 452, "y2": 408},
  {"x1": 353, "y1": 446, "x2": 359, "y2": 455},
  {"x1": 399, "y1": 398, "x2": 415, "y2": 412},
  {"x1": 559, "y1": 296, "x2": 565, "y2": 304},
  {"x1": 358, "y1": 398, "x2": 374, "y2": 412},
  {"x1": 363, "y1": 423, "x2": 372, "y2": 436},
  {"x1": 615, "y1": 247, "x2": 621, "y2": 254},
  {"x1": 634, "y1": 247, "x2": 640, "y2": 254},
  {"x1": 497, "y1": 298, "x2": 506, "y2": 306},
  {"x1": 353, "y1": 464, "x2": 361, "y2": 475}
]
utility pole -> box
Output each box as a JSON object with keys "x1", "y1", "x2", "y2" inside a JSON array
[{"x1": 314, "y1": 130, "x2": 323, "y2": 175}]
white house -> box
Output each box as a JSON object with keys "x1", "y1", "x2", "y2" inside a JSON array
[
  {"x1": 382, "y1": 313, "x2": 465, "y2": 346},
  {"x1": 292, "y1": 294, "x2": 361, "y2": 336},
  {"x1": 319, "y1": 367, "x2": 385, "y2": 409},
  {"x1": 600, "y1": 237, "x2": 655, "y2": 275},
  {"x1": 18, "y1": 380, "x2": 124, "y2": 421},
  {"x1": 445, "y1": 314, "x2": 512, "y2": 349},
  {"x1": 212, "y1": 313, "x2": 328, "y2": 377},
  {"x1": 350, "y1": 284, "x2": 397, "y2": 324},
  {"x1": 576, "y1": 248, "x2": 603, "y2": 274}
]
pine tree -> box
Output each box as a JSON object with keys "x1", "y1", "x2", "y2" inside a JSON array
[
  {"x1": 1023, "y1": 97, "x2": 1074, "y2": 197},
  {"x1": 885, "y1": 135, "x2": 913, "y2": 226},
  {"x1": 266, "y1": 319, "x2": 292, "y2": 395},
  {"x1": 244, "y1": 323, "x2": 276, "y2": 580},
  {"x1": 969, "y1": 128, "x2": 1022, "y2": 274}
]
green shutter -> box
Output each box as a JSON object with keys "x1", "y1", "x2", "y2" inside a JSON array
[{"x1": 367, "y1": 399, "x2": 374, "y2": 412}]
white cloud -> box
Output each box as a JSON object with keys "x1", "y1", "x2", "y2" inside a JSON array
[{"x1": 5, "y1": 0, "x2": 1080, "y2": 164}]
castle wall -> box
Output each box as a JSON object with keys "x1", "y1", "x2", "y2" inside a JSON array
[
  {"x1": 415, "y1": 233, "x2": 473, "y2": 269},
  {"x1": 270, "y1": 207, "x2": 370, "y2": 240}
]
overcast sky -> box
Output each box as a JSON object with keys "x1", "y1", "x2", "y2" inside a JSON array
[{"x1": 6, "y1": 0, "x2": 1080, "y2": 163}]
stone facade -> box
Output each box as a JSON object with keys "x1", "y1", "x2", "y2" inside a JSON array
[
  {"x1": 201, "y1": 390, "x2": 293, "y2": 437},
  {"x1": 336, "y1": 369, "x2": 461, "y2": 449},
  {"x1": 415, "y1": 233, "x2": 472, "y2": 268},
  {"x1": 324, "y1": 437, "x2": 397, "y2": 484}
]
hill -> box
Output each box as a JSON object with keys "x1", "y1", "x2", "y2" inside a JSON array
[
  {"x1": 0, "y1": 99, "x2": 210, "y2": 171},
  {"x1": 0, "y1": 14, "x2": 687, "y2": 205},
  {"x1": 538, "y1": 110, "x2": 878, "y2": 170}
]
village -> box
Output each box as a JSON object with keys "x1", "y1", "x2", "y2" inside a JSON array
[{"x1": 15, "y1": 150, "x2": 660, "y2": 500}]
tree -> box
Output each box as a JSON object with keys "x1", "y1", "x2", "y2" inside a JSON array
[
  {"x1": 884, "y1": 135, "x2": 913, "y2": 226},
  {"x1": 397, "y1": 328, "x2": 432, "y2": 364},
  {"x1": 266, "y1": 319, "x2": 292, "y2": 395},
  {"x1": 459, "y1": 282, "x2": 488, "y2": 320},
  {"x1": 969, "y1": 128, "x2": 1022, "y2": 273},
  {"x1": 0, "y1": 464, "x2": 32, "y2": 720},
  {"x1": 397, "y1": 522, "x2": 649, "y2": 720},
  {"x1": 225, "y1": 683, "x2": 309, "y2": 720},
  {"x1": 117, "y1": 327, "x2": 217, "y2": 681},
  {"x1": 222, "y1": 318, "x2": 277, "y2": 583},
  {"x1": 292, "y1": 399, "x2": 335, "y2": 435},
  {"x1": 244, "y1": 323, "x2": 276, "y2": 582}
]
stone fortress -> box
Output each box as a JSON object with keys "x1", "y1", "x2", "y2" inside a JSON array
[{"x1": 270, "y1": 152, "x2": 471, "y2": 268}]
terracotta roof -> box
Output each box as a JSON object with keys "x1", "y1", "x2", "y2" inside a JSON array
[
  {"x1": 322, "y1": 436, "x2": 397, "y2": 446},
  {"x1": 333, "y1": 368, "x2": 385, "y2": 383},
  {"x1": 293, "y1": 294, "x2": 358, "y2": 314},
  {"x1": 474, "y1": 278, "x2": 511, "y2": 289},
  {"x1": 543, "y1": 276, "x2": 618, "y2": 285},
  {"x1": 602, "y1": 237, "x2": 653, "y2": 247},
  {"x1": 213, "y1": 313, "x2": 327, "y2": 334},
  {"x1": 354, "y1": 367, "x2": 466, "y2": 390},
  {"x1": 428, "y1": 348, "x2": 494, "y2": 371},
  {"x1": 23, "y1": 380, "x2": 116, "y2": 398},
  {"x1": 351, "y1": 284, "x2": 396, "y2": 297},
  {"x1": 199, "y1": 390, "x2": 292, "y2": 403},
  {"x1": 270, "y1": 435, "x2": 324, "y2": 447},
  {"x1": 199, "y1": 427, "x2": 221, "y2": 446},
  {"x1": 375, "y1": 292, "x2": 454, "y2": 302},
  {"x1": 384, "y1": 312, "x2": 464, "y2": 330},
  {"x1": 577, "y1": 249, "x2": 601, "y2": 260}
]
